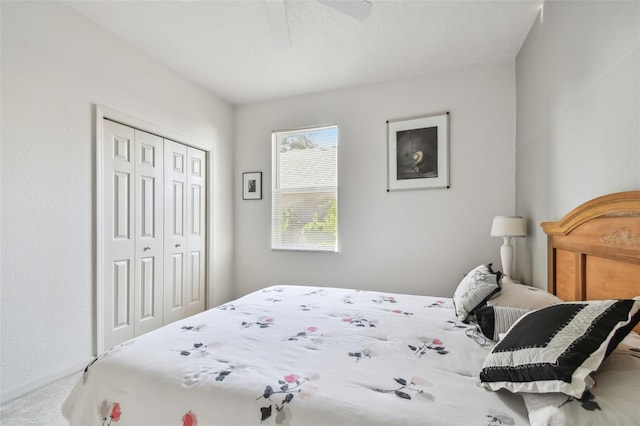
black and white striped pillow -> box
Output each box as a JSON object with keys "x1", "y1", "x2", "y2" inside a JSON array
[{"x1": 475, "y1": 305, "x2": 530, "y2": 341}]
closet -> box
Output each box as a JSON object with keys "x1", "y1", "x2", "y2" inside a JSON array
[{"x1": 100, "y1": 118, "x2": 206, "y2": 350}]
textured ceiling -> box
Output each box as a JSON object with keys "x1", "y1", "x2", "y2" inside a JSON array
[{"x1": 63, "y1": 0, "x2": 543, "y2": 105}]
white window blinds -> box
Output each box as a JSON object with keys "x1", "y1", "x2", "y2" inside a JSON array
[{"x1": 272, "y1": 125, "x2": 338, "y2": 252}]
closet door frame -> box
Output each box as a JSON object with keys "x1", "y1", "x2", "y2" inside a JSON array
[{"x1": 96, "y1": 105, "x2": 210, "y2": 354}]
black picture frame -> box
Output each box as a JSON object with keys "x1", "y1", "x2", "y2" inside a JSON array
[
  {"x1": 387, "y1": 112, "x2": 450, "y2": 191},
  {"x1": 243, "y1": 172, "x2": 262, "y2": 200}
]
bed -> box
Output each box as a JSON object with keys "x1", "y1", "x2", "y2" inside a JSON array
[{"x1": 63, "y1": 191, "x2": 640, "y2": 425}]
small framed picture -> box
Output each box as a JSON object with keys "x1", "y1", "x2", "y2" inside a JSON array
[
  {"x1": 243, "y1": 172, "x2": 262, "y2": 200},
  {"x1": 387, "y1": 112, "x2": 450, "y2": 191}
]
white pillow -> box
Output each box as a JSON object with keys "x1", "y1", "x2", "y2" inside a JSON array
[
  {"x1": 487, "y1": 282, "x2": 561, "y2": 310},
  {"x1": 452, "y1": 263, "x2": 501, "y2": 322},
  {"x1": 522, "y1": 332, "x2": 640, "y2": 425}
]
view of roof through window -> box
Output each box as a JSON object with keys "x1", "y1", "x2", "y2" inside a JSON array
[{"x1": 272, "y1": 125, "x2": 338, "y2": 252}]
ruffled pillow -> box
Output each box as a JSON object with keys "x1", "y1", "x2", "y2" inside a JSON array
[{"x1": 452, "y1": 263, "x2": 501, "y2": 322}]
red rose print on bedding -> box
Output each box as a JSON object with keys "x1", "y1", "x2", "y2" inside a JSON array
[
  {"x1": 284, "y1": 326, "x2": 322, "y2": 342},
  {"x1": 98, "y1": 400, "x2": 121, "y2": 425},
  {"x1": 111, "y1": 403, "x2": 121, "y2": 422},
  {"x1": 284, "y1": 373, "x2": 300, "y2": 383},
  {"x1": 182, "y1": 410, "x2": 198, "y2": 426},
  {"x1": 256, "y1": 373, "x2": 318, "y2": 423},
  {"x1": 373, "y1": 295, "x2": 397, "y2": 304},
  {"x1": 408, "y1": 338, "x2": 449, "y2": 356},
  {"x1": 341, "y1": 316, "x2": 377, "y2": 327},
  {"x1": 426, "y1": 300, "x2": 451, "y2": 309},
  {"x1": 390, "y1": 309, "x2": 414, "y2": 316}
]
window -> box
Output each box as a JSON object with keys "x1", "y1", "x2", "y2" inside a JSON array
[{"x1": 272, "y1": 125, "x2": 338, "y2": 252}]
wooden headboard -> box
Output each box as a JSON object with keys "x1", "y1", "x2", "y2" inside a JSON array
[{"x1": 541, "y1": 191, "x2": 640, "y2": 331}]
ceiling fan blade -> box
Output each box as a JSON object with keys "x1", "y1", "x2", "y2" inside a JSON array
[
  {"x1": 318, "y1": 0, "x2": 372, "y2": 21},
  {"x1": 265, "y1": 0, "x2": 291, "y2": 49}
]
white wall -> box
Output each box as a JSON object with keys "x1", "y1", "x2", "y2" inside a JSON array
[
  {"x1": 234, "y1": 62, "x2": 517, "y2": 298},
  {"x1": 515, "y1": 0, "x2": 640, "y2": 289},
  {"x1": 0, "y1": 1, "x2": 235, "y2": 402}
]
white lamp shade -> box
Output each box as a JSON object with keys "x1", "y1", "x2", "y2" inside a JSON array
[{"x1": 490, "y1": 216, "x2": 526, "y2": 237}]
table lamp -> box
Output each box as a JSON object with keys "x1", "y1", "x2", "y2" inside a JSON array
[{"x1": 490, "y1": 216, "x2": 526, "y2": 283}]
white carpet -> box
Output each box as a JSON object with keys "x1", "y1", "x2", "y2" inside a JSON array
[{"x1": 0, "y1": 372, "x2": 81, "y2": 425}]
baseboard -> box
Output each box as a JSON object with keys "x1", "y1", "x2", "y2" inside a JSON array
[{"x1": 0, "y1": 358, "x2": 92, "y2": 405}]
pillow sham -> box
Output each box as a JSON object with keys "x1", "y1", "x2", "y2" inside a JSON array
[
  {"x1": 487, "y1": 282, "x2": 561, "y2": 310},
  {"x1": 475, "y1": 305, "x2": 530, "y2": 341},
  {"x1": 521, "y1": 332, "x2": 640, "y2": 426},
  {"x1": 479, "y1": 299, "x2": 640, "y2": 398},
  {"x1": 453, "y1": 263, "x2": 501, "y2": 322}
]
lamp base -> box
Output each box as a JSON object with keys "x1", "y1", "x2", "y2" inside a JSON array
[{"x1": 500, "y1": 236, "x2": 515, "y2": 282}]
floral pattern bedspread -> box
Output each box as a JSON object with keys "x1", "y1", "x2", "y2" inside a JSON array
[{"x1": 63, "y1": 285, "x2": 529, "y2": 425}]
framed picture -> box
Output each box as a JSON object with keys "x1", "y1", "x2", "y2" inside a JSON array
[
  {"x1": 387, "y1": 112, "x2": 450, "y2": 191},
  {"x1": 242, "y1": 172, "x2": 262, "y2": 200}
]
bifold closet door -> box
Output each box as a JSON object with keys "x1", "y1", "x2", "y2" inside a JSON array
[
  {"x1": 163, "y1": 140, "x2": 187, "y2": 324},
  {"x1": 163, "y1": 141, "x2": 206, "y2": 323},
  {"x1": 102, "y1": 119, "x2": 164, "y2": 349},
  {"x1": 133, "y1": 130, "x2": 164, "y2": 336},
  {"x1": 185, "y1": 147, "x2": 206, "y2": 317}
]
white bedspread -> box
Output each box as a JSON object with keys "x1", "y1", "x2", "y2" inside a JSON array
[{"x1": 63, "y1": 285, "x2": 529, "y2": 425}]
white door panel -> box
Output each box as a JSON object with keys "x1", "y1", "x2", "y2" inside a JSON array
[
  {"x1": 163, "y1": 140, "x2": 188, "y2": 324},
  {"x1": 103, "y1": 120, "x2": 135, "y2": 349},
  {"x1": 134, "y1": 130, "x2": 164, "y2": 335},
  {"x1": 186, "y1": 147, "x2": 206, "y2": 316}
]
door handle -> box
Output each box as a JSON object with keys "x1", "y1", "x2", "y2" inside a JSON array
[{"x1": 143, "y1": 246, "x2": 151, "y2": 251}]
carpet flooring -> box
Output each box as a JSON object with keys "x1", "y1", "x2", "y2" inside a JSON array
[{"x1": 0, "y1": 372, "x2": 81, "y2": 425}]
